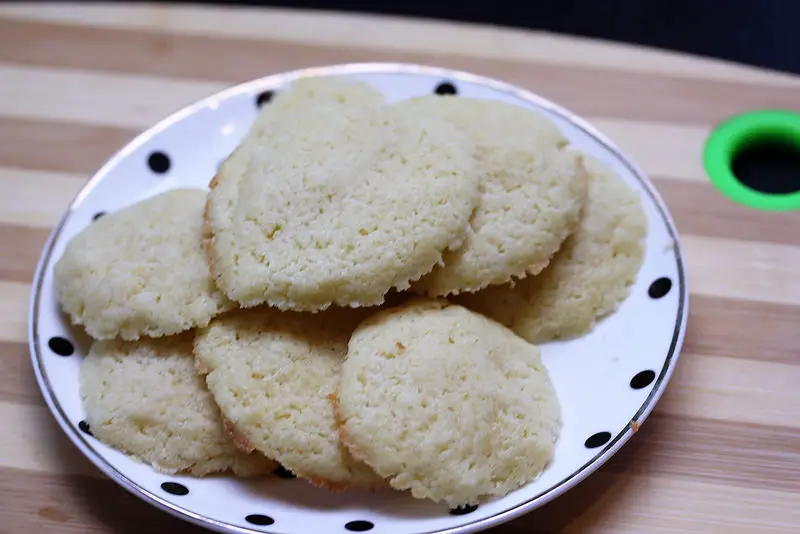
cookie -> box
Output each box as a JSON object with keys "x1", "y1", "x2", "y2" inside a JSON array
[
  {"x1": 54, "y1": 188, "x2": 231, "y2": 341},
  {"x1": 255, "y1": 76, "x2": 386, "y2": 122},
  {"x1": 397, "y1": 96, "x2": 586, "y2": 296},
  {"x1": 335, "y1": 299, "x2": 561, "y2": 507},
  {"x1": 80, "y1": 333, "x2": 274, "y2": 477},
  {"x1": 193, "y1": 307, "x2": 383, "y2": 490},
  {"x1": 216, "y1": 77, "x2": 386, "y2": 189},
  {"x1": 458, "y1": 156, "x2": 648, "y2": 343},
  {"x1": 205, "y1": 90, "x2": 480, "y2": 311}
]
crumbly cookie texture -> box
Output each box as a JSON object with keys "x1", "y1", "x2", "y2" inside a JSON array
[
  {"x1": 205, "y1": 82, "x2": 480, "y2": 312},
  {"x1": 54, "y1": 188, "x2": 232, "y2": 341},
  {"x1": 335, "y1": 299, "x2": 561, "y2": 507},
  {"x1": 458, "y1": 156, "x2": 648, "y2": 343},
  {"x1": 194, "y1": 306, "x2": 383, "y2": 490},
  {"x1": 396, "y1": 96, "x2": 586, "y2": 297},
  {"x1": 80, "y1": 333, "x2": 274, "y2": 477}
]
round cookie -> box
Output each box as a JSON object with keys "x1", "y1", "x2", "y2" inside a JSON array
[
  {"x1": 55, "y1": 188, "x2": 231, "y2": 341},
  {"x1": 251, "y1": 76, "x2": 386, "y2": 132},
  {"x1": 397, "y1": 96, "x2": 586, "y2": 296},
  {"x1": 205, "y1": 94, "x2": 480, "y2": 311},
  {"x1": 193, "y1": 307, "x2": 383, "y2": 490},
  {"x1": 80, "y1": 333, "x2": 274, "y2": 477},
  {"x1": 335, "y1": 299, "x2": 561, "y2": 507},
  {"x1": 458, "y1": 156, "x2": 648, "y2": 343},
  {"x1": 210, "y1": 77, "x2": 387, "y2": 240}
]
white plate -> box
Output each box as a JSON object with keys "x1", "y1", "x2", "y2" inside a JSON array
[{"x1": 29, "y1": 63, "x2": 688, "y2": 534}]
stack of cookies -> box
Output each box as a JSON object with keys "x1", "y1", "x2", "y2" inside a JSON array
[{"x1": 54, "y1": 77, "x2": 647, "y2": 507}]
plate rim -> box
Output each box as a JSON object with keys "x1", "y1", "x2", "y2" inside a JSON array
[{"x1": 28, "y1": 61, "x2": 690, "y2": 534}]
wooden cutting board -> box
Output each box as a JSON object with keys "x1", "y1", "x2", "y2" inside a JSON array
[{"x1": 1, "y1": 3, "x2": 799, "y2": 533}]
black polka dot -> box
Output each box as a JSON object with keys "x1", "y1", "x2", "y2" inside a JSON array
[
  {"x1": 256, "y1": 90, "x2": 275, "y2": 107},
  {"x1": 648, "y1": 277, "x2": 672, "y2": 299},
  {"x1": 449, "y1": 504, "x2": 478, "y2": 515},
  {"x1": 345, "y1": 521, "x2": 374, "y2": 532},
  {"x1": 48, "y1": 337, "x2": 74, "y2": 357},
  {"x1": 160, "y1": 482, "x2": 189, "y2": 496},
  {"x1": 585, "y1": 432, "x2": 612, "y2": 449},
  {"x1": 630, "y1": 370, "x2": 656, "y2": 390},
  {"x1": 273, "y1": 465, "x2": 296, "y2": 479},
  {"x1": 245, "y1": 514, "x2": 274, "y2": 526},
  {"x1": 147, "y1": 151, "x2": 171, "y2": 174},
  {"x1": 78, "y1": 420, "x2": 93, "y2": 436},
  {"x1": 92, "y1": 212, "x2": 106, "y2": 221},
  {"x1": 434, "y1": 81, "x2": 457, "y2": 95}
]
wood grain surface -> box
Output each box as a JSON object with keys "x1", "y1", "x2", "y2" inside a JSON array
[{"x1": 1, "y1": 3, "x2": 799, "y2": 533}]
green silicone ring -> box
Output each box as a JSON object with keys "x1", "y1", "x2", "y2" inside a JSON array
[{"x1": 703, "y1": 109, "x2": 800, "y2": 211}]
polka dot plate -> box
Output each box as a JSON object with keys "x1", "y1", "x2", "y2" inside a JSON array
[{"x1": 29, "y1": 63, "x2": 688, "y2": 534}]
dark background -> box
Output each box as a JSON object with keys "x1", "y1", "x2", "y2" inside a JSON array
[{"x1": 183, "y1": 0, "x2": 800, "y2": 75}]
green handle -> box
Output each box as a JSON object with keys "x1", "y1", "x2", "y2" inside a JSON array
[{"x1": 703, "y1": 110, "x2": 800, "y2": 211}]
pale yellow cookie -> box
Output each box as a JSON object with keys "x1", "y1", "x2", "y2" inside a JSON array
[
  {"x1": 335, "y1": 299, "x2": 561, "y2": 507},
  {"x1": 254, "y1": 76, "x2": 386, "y2": 126},
  {"x1": 206, "y1": 90, "x2": 479, "y2": 311},
  {"x1": 217, "y1": 77, "x2": 386, "y2": 189},
  {"x1": 193, "y1": 307, "x2": 383, "y2": 490},
  {"x1": 396, "y1": 96, "x2": 586, "y2": 296},
  {"x1": 80, "y1": 333, "x2": 274, "y2": 477},
  {"x1": 55, "y1": 188, "x2": 231, "y2": 341},
  {"x1": 458, "y1": 157, "x2": 648, "y2": 343}
]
